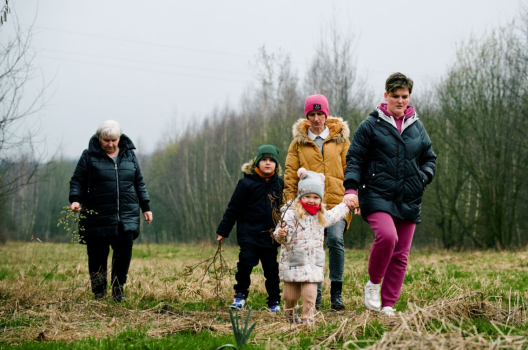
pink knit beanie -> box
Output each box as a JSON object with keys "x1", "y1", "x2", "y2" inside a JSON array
[{"x1": 304, "y1": 94, "x2": 329, "y2": 119}]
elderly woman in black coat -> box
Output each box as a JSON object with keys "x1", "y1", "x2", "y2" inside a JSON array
[{"x1": 69, "y1": 120, "x2": 152, "y2": 301}]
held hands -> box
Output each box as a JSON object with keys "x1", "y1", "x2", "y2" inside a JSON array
[
  {"x1": 217, "y1": 234, "x2": 225, "y2": 243},
  {"x1": 343, "y1": 194, "x2": 361, "y2": 216},
  {"x1": 144, "y1": 211, "x2": 153, "y2": 225}
]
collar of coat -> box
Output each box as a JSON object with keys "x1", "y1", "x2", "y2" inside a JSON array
[
  {"x1": 292, "y1": 116, "x2": 350, "y2": 145},
  {"x1": 88, "y1": 134, "x2": 136, "y2": 156},
  {"x1": 241, "y1": 158, "x2": 283, "y2": 177},
  {"x1": 375, "y1": 108, "x2": 420, "y2": 134}
]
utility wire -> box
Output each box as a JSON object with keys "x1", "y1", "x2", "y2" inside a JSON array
[
  {"x1": 34, "y1": 46, "x2": 252, "y2": 77},
  {"x1": 34, "y1": 25, "x2": 253, "y2": 59},
  {"x1": 38, "y1": 55, "x2": 250, "y2": 84}
]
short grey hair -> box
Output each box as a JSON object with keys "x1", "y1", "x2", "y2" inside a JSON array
[{"x1": 96, "y1": 120, "x2": 122, "y2": 139}]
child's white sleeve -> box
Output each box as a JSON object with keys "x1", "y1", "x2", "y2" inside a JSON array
[
  {"x1": 273, "y1": 209, "x2": 297, "y2": 244},
  {"x1": 324, "y1": 203, "x2": 350, "y2": 228}
]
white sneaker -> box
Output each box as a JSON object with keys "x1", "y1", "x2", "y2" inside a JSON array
[
  {"x1": 229, "y1": 295, "x2": 246, "y2": 310},
  {"x1": 364, "y1": 283, "x2": 381, "y2": 311},
  {"x1": 380, "y1": 306, "x2": 396, "y2": 316}
]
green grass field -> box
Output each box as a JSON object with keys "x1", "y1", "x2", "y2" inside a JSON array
[{"x1": 1, "y1": 242, "x2": 527, "y2": 349}]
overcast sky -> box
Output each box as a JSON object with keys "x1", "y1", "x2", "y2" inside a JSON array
[{"x1": 3, "y1": 0, "x2": 526, "y2": 160}]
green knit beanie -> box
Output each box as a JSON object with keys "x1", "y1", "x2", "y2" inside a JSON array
[{"x1": 254, "y1": 144, "x2": 280, "y2": 167}]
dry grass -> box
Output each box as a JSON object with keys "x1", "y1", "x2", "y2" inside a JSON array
[{"x1": 0, "y1": 242, "x2": 527, "y2": 348}]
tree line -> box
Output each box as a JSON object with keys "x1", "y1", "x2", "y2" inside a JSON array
[{"x1": 2, "y1": 17, "x2": 528, "y2": 249}]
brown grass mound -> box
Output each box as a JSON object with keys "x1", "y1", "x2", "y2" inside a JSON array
[{"x1": 2, "y1": 287, "x2": 527, "y2": 347}]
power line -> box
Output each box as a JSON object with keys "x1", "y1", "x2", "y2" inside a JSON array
[
  {"x1": 38, "y1": 55, "x2": 251, "y2": 84},
  {"x1": 33, "y1": 25, "x2": 254, "y2": 60},
  {"x1": 34, "y1": 46, "x2": 252, "y2": 77}
]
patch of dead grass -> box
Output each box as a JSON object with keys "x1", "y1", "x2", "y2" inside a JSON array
[{"x1": 0, "y1": 242, "x2": 527, "y2": 348}]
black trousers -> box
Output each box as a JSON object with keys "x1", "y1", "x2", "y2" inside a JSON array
[
  {"x1": 86, "y1": 225, "x2": 134, "y2": 296},
  {"x1": 234, "y1": 244, "x2": 280, "y2": 306}
]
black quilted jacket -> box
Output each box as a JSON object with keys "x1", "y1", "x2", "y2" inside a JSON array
[
  {"x1": 217, "y1": 162, "x2": 283, "y2": 248},
  {"x1": 69, "y1": 134, "x2": 150, "y2": 240},
  {"x1": 344, "y1": 109, "x2": 436, "y2": 223}
]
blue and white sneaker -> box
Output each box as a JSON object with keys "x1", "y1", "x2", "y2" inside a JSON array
[
  {"x1": 269, "y1": 304, "x2": 281, "y2": 312},
  {"x1": 229, "y1": 293, "x2": 246, "y2": 310}
]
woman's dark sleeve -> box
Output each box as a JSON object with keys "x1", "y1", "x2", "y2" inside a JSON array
[
  {"x1": 133, "y1": 154, "x2": 151, "y2": 212},
  {"x1": 419, "y1": 125, "x2": 437, "y2": 185},
  {"x1": 69, "y1": 150, "x2": 89, "y2": 204},
  {"x1": 344, "y1": 121, "x2": 372, "y2": 191},
  {"x1": 216, "y1": 179, "x2": 247, "y2": 238}
]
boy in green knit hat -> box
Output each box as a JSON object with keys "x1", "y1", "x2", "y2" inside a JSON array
[{"x1": 216, "y1": 145, "x2": 284, "y2": 311}]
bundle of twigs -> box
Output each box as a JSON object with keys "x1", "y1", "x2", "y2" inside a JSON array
[
  {"x1": 268, "y1": 193, "x2": 296, "y2": 252},
  {"x1": 183, "y1": 242, "x2": 235, "y2": 299}
]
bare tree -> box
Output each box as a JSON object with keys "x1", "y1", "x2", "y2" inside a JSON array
[
  {"x1": 304, "y1": 24, "x2": 372, "y2": 120},
  {"x1": 434, "y1": 25, "x2": 528, "y2": 249},
  {"x1": 0, "y1": 0, "x2": 9, "y2": 27},
  {"x1": 0, "y1": 20, "x2": 46, "y2": 196},
  {"x1": 0, "y1": 20, "x2": 47, "y2": 242}
]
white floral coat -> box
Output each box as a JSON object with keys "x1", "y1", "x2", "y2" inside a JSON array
[{"x1": 273, "y1": 203, "x2": 349, "y2": 283}]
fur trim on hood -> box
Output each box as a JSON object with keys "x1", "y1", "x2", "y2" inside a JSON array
[
  {"x1": 292, "y1": 116, "x2": 350, "y2": 145},
  {"x1": 241, "y1": 158, "x2": 283, "y2": 177}
]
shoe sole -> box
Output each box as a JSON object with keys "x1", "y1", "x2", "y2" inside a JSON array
[
  {"x1": 364, "y1": 295, "x2": 381, "y2": 311},
  {"x1": 364, "y1": 302, "x2": 381, "y2": 311},
  {"x1": 229, "y1": 305, "x2": 244, "y2": 310},
  {"x1": 331, "y1": 304, "x2": 345, "y2": 311}
]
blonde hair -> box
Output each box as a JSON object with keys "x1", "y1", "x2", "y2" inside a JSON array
[{"x1": 293, "y1": 198, "x2": 326, "y2": 227}]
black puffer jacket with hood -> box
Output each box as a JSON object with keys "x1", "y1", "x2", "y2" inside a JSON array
[
  {"x1": 344, "y1": 108, "x2": 436, "y2": 223},
  {"x1": 69, "y1": 134, "x2": 150, "y2": 240},
  {"x1": 217, "y1": 159, "x2": 283, "y2": 248}
]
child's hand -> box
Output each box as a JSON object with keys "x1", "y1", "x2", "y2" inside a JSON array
[
  {"x1": 343, "y1": 193, "x2": 359, "y2": 209},
  {"x1": 277, "y1": 228, "x2": 288, "y2": 238},
  {"x1": 217, "y1": 234, "x2": 225, "y2": 243}
]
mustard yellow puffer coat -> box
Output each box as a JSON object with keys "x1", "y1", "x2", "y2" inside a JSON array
[{"x1": 283, "y1": 116, "x2": 352, "y2": 229}]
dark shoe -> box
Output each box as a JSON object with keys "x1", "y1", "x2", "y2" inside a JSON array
[
  {"x1": 315, "y1": 290, "x2": 322, "y2": 310},
  {"x1": 94, "y1": 291, "x2": 106, "y2": 300},
  {"x1": 113, "y1": 294, "x2": 126, "y2": 302},
  {"x1": 330, "y1": 281, "x2": 345, "y2": 311},
  {"x1": 112, "y1": 286, "x2": 126, "y2": 302}
]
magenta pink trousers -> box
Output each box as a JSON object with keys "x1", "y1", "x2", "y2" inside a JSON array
[{"x1": 366, "y1": 212, "x2": 416, "y2": 307}]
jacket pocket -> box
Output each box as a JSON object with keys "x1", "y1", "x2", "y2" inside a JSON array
[
  {"x1": 411, "y1": 161, "x2": 426, "y2": 190},
  {"x1": 315, "y1": 249, "x2": 325, "y2": 267},
  {"x1": 286, "y1": 245, "x2": 308, "y2": 267}
]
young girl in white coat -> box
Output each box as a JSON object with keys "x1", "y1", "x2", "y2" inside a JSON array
[{"x1": 274, "y1": 168, "x2": 350, "y2": 324}]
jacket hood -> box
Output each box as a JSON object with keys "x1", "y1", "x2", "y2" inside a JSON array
[
  {"x1": 375, "y1": 108, "x2": 419, "y2": 134},
  {"x1": 292, "y1": 116, "x2": 350, "y2": 145},
  {"x1": 378, "y1": 103, "x2": 415, "y2": 120},
  {"x1": 88, "y1": 134, "x2": 136, "y2": 155},
  {"x1": 241, "y1": 158, "x2": 283, "y2": 177}
]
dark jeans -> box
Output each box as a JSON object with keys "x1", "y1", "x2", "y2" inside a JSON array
[
  {"x1": 234, "y1": 244, "x2": 280, "y2": 306},
  {"x1": 317, "y1": 219, "x2": 347, "y2": 296},
  {"x1": 86, "y1": 225, "x2": 134, "y2": 297}
]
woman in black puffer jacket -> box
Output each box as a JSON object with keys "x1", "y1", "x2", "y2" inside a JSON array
[
  {"x1": 69, "y1": 120, "x2": 152, "y2": 301},
  {"x1": 343, "y1": 73, "x2": 436, "y2": 316}
]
